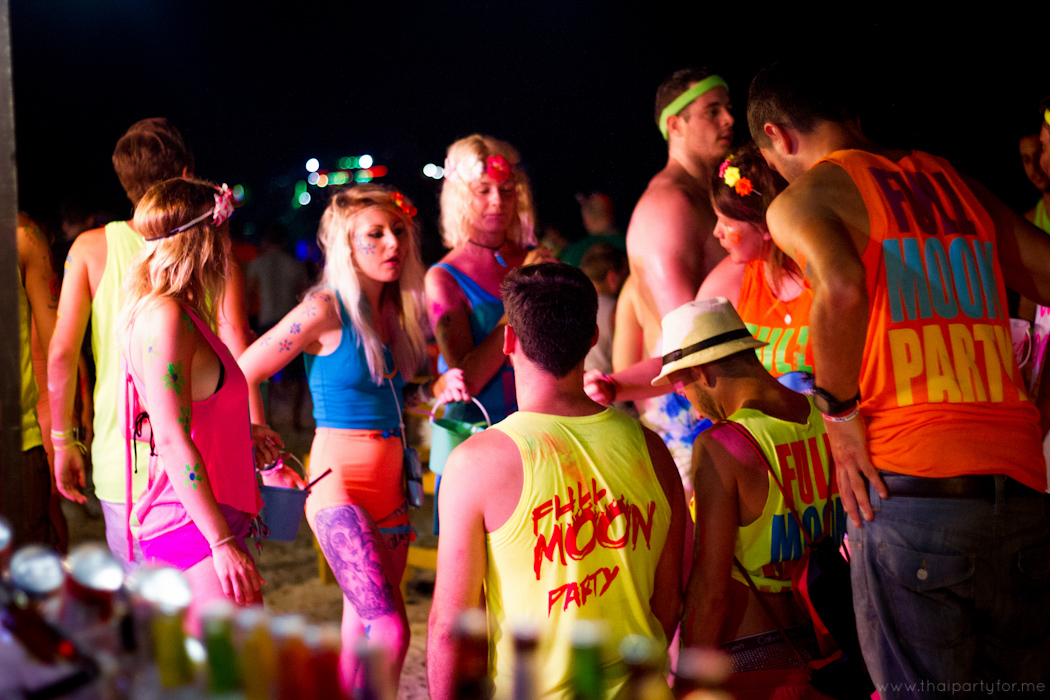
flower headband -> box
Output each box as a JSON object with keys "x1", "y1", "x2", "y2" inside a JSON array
[
  {"x1": 443, "y1": 154, "x2": 515, "y2": 185},
  {"x1": 391, "y1": 191, "x2": 417, "y2": 218},
  {"x1": 150, "y1": 183, "x2": 236, "y2": 241},
  {"x1": 718, "y1": 156, "x2": 760, "y2": 197}
]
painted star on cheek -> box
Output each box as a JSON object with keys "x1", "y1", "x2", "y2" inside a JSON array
[
  {"x1": 183, "y1": 462, "x2": 202, "y2": 490},
  {"x1": 163, "y1": 362, "x2": 186, "y2": 396}
]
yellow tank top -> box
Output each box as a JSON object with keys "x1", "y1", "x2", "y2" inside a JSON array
[
  {"x1": 486, "y1": 409, "x2": 671, "y2": 700},
  {"x1": 91, "y1": 221, "x2": 150, "y2": 503},
  {"x1": 19, "y1": 277, "x2": 42, "y2": 452},
  {"x1": 729, "y1": 397, "x2": 845, "y2": 593}
]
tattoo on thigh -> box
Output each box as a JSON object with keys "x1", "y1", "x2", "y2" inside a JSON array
[{"x1": 315, "y1": 507, "x2": 396, "y2": 620}]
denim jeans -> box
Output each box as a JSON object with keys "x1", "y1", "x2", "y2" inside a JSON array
[{"x1": 847, "y1": 476, "x2": 1050, "y2": 699}]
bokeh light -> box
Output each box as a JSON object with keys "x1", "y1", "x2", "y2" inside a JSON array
[
  {"x1": 370, "y1": 165, "x2": 388, "y2": 178},
  {"x1": 317, "y1": 173, "x2": 329, "y2": 187},
  {"x1": 306, "y1": 158, "x2": 319, "y2": 173},
  {"x1": 299, "y1": 192, "x2": 312, "y2": 205},
  {"x1": 330, "y1": 171, "x2": 350, "y2": 185},
  {"x1": 307, "y1": 172, "x2": 320, "y2": 185},
  {"x1": 355, "y1": 170, "x2": 373, "y2": 184},
  {"x1": 435, "y1": 165, "x2": 445, "y2": 179},
  {"x1": 232, "y1": 184, "x2": 245, "y2": 202},
  {"x1": 423, "y1": 163, "x2": 437, "y2": 178},
  {"x1": 358, "y1": 154, "x2": 373, "y2": 169},
  {"x1": 295, "y1": 180, "x2": 308, "y2": 194}
]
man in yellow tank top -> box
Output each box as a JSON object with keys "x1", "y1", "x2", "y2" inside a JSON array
[
  {"x1": 48, "y1": 118, "x2": 254, "y2": 570},
  {"x1": 428, "y1": 263, "x2": 686, "y2": 700},
  {"x1": 654, "y1": 297, "x2": 842, "y2": 697},
  {"x1": 749, "y1": 60, "x2": 1050, "y2": 695}
]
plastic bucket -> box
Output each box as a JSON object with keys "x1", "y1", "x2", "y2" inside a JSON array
[
  {"x1": 258, "y1": 484, "x2": 310, "y2": 542},
  {"x1": 428, "y1": 397, "x2": 491, "y2": 475}
]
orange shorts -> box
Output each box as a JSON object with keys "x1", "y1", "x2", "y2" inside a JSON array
[{"x1": 304, "y1": 428, "x2": 410, "y2": 535}]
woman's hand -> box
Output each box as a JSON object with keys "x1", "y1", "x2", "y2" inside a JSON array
[
  {"x1": 260, "y1": 460, "x2": 307, "y2": 490},
  {"x1": 522, "y1": 246, "x2": 557, "y2": 267},
  {"x1": 211, "y1": 541, "x2": 264, "y2": 605},
  {"x1": 433, "y1": 368, "x2": 470, "y2": 405},
  {"x1": 251, "y1": 423, "x2": 284, "y2": 469},
  {"x1": 583, "y1": 369, "x2": 616, "y2": 406}
]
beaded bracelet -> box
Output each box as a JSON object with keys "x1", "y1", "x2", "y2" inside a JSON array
[{"x1": 210, "y1": 535, "x2": 236, "y2": 550}]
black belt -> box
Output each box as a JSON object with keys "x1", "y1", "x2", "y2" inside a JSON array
[{"x1": 879, "y1": 472, "x2": 1043, "y2": 500}]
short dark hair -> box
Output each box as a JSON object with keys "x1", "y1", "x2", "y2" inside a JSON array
[
  {"x1": 579, "y1": 242, "x2": 627, "y2": 285},
  {"x1": 747, "y1": 61, "x2": 857, "y2": 146},
  {"x1": 502, "y1": 262, "x2": 598, "y2": 378},
  {"x1": 655, "y1": 67, "x2": 714, "y2": 128},
  {"x1": 112, "y1": 118, "x2": 195, "y2": 206}
]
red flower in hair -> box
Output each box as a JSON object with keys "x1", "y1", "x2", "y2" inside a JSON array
[
  {"x1": 392, "y1": 191, "x2": 417, "y2": 218},
  {"x1": 734, "y1": 178, "x2": 754, "y2": 197},
  {"x1": 485, "y1": 155, "x2": 512, "y2": 184}
]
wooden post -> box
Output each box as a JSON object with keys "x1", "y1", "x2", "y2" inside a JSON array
[{"x1": 0, "y1": 0, "x2": 25, "y2": 526}]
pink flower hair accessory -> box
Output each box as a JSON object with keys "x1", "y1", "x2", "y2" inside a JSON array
[
  {"x1": 485, "y1": 155, "x2": 512, "y2": 184},
  {"x1": 160, "y1": 183, "x2": 236, "y2": 238},
  {"x1": 443, "y1": 154, "x2": 516, "y2": 184}
]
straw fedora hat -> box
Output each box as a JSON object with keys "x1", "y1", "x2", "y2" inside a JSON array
[{"x1": 651, "y1": 297, "x2": 767, "y2": 386}]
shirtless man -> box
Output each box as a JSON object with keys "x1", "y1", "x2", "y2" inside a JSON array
[
  {"x1": 750, "y1": 60, "x2": 1050, "y2": 694},
  {"x1": 48, "y1": 118, "x2": 257, "y2": 568},
  {"x1": 587, "y1": 67, "x2": 734, "y2": 486}
]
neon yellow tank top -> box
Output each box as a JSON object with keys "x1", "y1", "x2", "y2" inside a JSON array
[
  {"x1": 91, "y1": 221, "x2": 150, "y2": 503},
  {"x1": 729, "y1": 397, "x2": 846, "y2": 593},
  {"x1": 1035, "y1": 199, "x2": 1050, "y2": 234},
  {"x1": 19, "y1": 277, "x2": 42, "y2": 451},
  {"x1": 487, "y1": 409, "x2": 671, "y2": 700}
]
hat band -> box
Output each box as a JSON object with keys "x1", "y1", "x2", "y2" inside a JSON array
[{"x1": 662, "y1": 328, "x2": 753, "y2": 366}]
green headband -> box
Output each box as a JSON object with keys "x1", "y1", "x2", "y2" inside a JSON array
[{"x1": 659, "y1": 75, "x2": 729, "y2": 140}]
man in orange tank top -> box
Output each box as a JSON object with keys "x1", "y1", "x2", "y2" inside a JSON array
[{"x1": 747, "y1": 60, "x2": 1050, "y2": 695}]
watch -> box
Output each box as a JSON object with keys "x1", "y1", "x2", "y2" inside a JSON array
[{"x1": 812, "y1": 386, "x2": 860, "y2": 417}]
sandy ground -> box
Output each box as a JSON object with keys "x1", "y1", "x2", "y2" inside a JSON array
[{"x1": 64, "y1": 379, "x2": 436, "y2": 699}]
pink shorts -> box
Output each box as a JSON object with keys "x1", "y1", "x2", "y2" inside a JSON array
[{"x1": 139, "y1": 504, "x2": 252, "y2": 571}]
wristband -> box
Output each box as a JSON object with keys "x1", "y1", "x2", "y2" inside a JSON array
[
  {"x1": 820, "y1": 405, "x2": 861, "y2": 423},
  {"x1": 210, "y1": 535, "x2": 236, "y2": 550},
  {"x1": 812, "y1": 386, "x2": 860, "y2": 417},
  {"x1": 599, "y1": 373, "x2": 617, "y2": 402}
]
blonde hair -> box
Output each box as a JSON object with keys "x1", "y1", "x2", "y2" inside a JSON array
[
  {"x1": 312, "y1": 185, "x2": 427, "y2": 383},
  {"x1": 119, "y1": 178, "x2": 229, "y2": 342},
  {"x1": 439, "y1": 134, "x2": 536, "y2": 250}
]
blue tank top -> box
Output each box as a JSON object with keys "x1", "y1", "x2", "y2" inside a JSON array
[
  {"x1": 304, "y1": 293, "x2": 405, "y2": 430},
  {"x1": 431, "y1": 263, "x2": 517, "y2": 424}
]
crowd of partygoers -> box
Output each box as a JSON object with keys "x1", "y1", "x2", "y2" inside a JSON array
[{"x1": 4, "y1": 57, "x2": 1050, "y2": 700}]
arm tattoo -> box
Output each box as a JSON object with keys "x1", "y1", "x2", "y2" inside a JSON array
[
  {"x1": 180, "y1": 311, "x2": 195, "y2": 334},
  {"x1": 177, "y1": 406, "x2": 191, "y2": 436},
  {"x1": 289, "y1": 323, "x2": 301, "y2": 334},
  {"x1": 314, "y1": 506, "x2": 396, "y2": 620},
  {"x1": 145, "y1": 333, "x2": 159, "y2": 365},
  {"x1": 183, "y1": 462, "x2": 203, "y2": 490},
  {"x1": 163, "y1": 361, "x2": 186, "y2": 395},
  {"x1": 279, "y1": 339, "x2": 293, "y2": 353}
]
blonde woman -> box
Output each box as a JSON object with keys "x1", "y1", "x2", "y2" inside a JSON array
[
  {"x1": 239, "y1": 184, "x2": 465, "y2": 691},
  {"x1": 118, "y1": 178, "x2": 277, "y2": 627}
]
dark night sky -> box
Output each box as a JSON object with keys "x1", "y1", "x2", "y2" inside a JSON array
[{"x1": 10, "y1": 2, "x2": 1050, "y2": 263}]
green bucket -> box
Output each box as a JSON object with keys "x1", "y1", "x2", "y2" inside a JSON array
[{"x1": 428, "y1": 397, "x2": 492, "y2": 475}]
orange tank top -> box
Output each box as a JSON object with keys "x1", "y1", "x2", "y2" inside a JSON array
[
  {"x1": 737, "y1": 260, "x2": 814, "y2": 377},
  {"x1": 819, "y1": 150, "x2": 1044, "y2": 490}
]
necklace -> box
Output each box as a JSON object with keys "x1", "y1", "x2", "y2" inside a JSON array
[{"x1": 468, "y1": 237, "x2": 508, "y2": 267}]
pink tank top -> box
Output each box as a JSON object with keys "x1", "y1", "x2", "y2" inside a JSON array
[{"x1": 124, "y1": 308, "x2": 261, "y2": 546}]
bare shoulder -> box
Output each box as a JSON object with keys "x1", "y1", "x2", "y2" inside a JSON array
[
  {"x1": 67, "y1": 225, "x2": 107, "y2": 259},
  {"x1": 424, "y1": 258, "x2": 467, "y2": 305},
  {"x1": 697, "y1": 256, "x2": 745, "y2": 305},
  {"x1": 444, "y1": 428, "x2": 520, "y2": 484}
]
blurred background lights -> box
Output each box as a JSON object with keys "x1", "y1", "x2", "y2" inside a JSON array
[
  {"x1": 298, "y1": 191, "x2": 312, "y2": 205},
  {"x1": 339, "y1": 156, "x2": 358, "y2": 169},
  {"x1": 306, "y1": 158, "x2": 319, "y2": 173},
  {"x1": 307, "y1": 172, "x2": 320, "y2": 185},
  {"x1": 232, "y1": 184, "x2": 245, "y2": 202},
  {"x1": 358, "y1": 154, "x2": 373, "y2": 169},
  {"x1": 423, "y1": 163, "x2": 437, "y2": 178},
  {"x1": 370, "y1": 165, "x2": 387, "y2": 178},
  {"x1": 330, "y1": 171, "x2": 350, "y2": 185},
  {"x1": 295, "y1": 180, "x2": 308, "y2": 194},
  {"x1": 435, "y1": 165, "x2": 444, "y2": 178},
  {"x1": 317, "y1": 173, "x2": 329, "y2": 187},
  {"x1": 355, "y1": 170, "x2": 373, "y2": 184}
]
